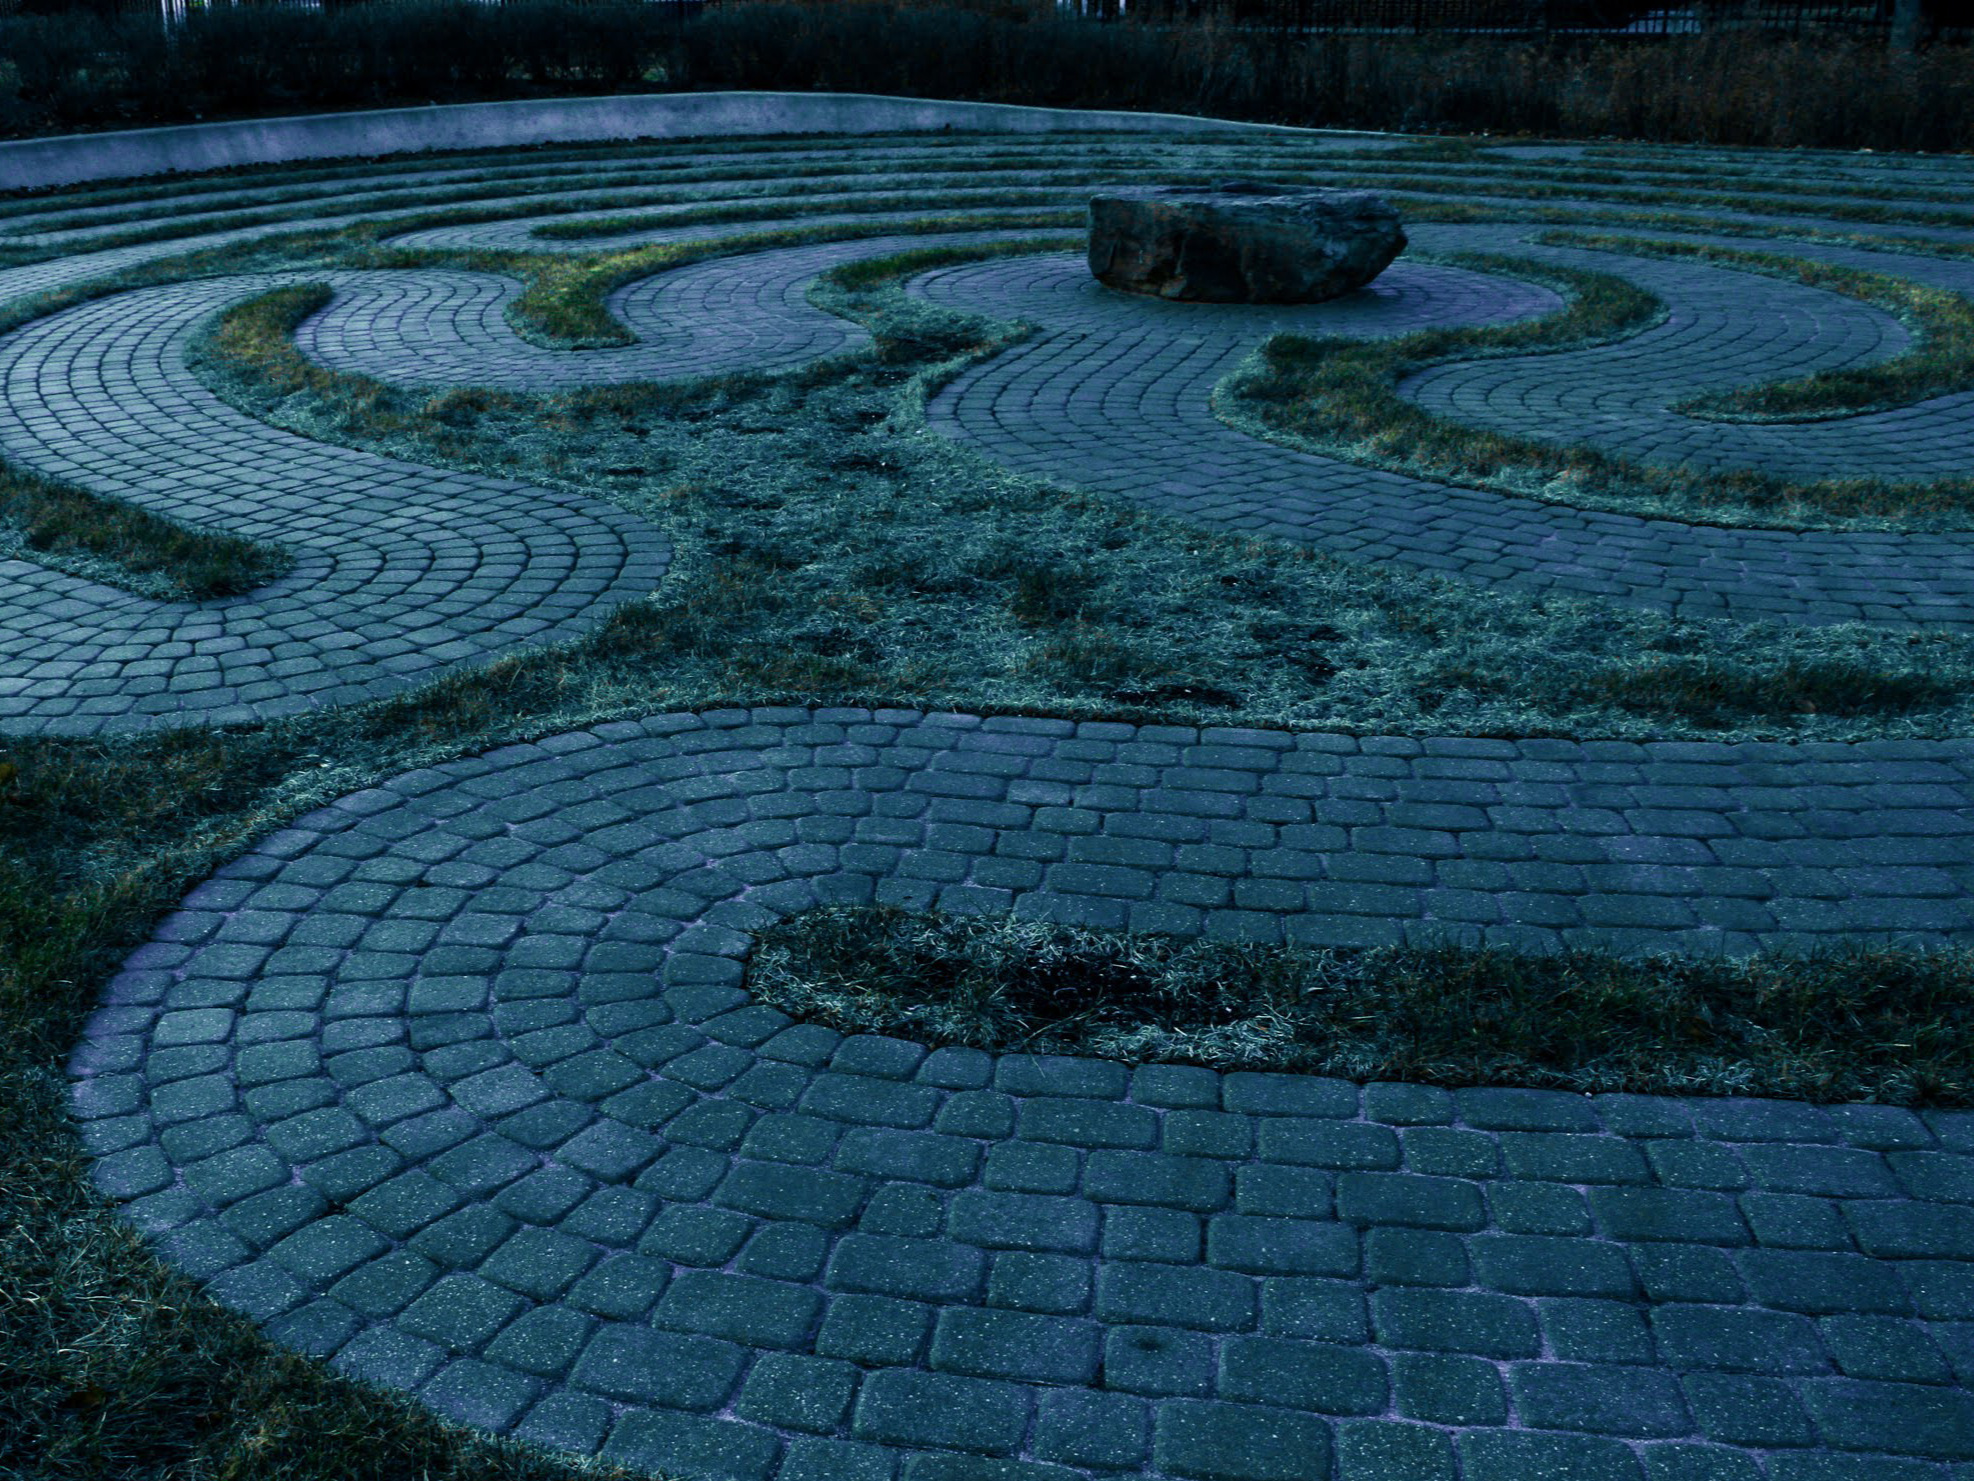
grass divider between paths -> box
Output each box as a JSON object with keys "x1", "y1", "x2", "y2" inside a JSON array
[
  {"x1": 751, "y1": 903, "x2": 1974, "y2": 1107},
  {"x1": 1223, "y1": 246, "x2": 1974, "y2": 529},
  {"x1": 0, "y1": 462, "x2": 292, "y2": 604},
  {"x1": 1545, "y1": 229, "x2": 1974, "y2": 422}
]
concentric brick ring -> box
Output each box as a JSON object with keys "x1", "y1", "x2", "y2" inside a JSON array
[
  {"x1": 69, "y1": 709, "x2": 1974, "y2": 1479},
  {"x1": 299, "y1": 251, "x2": 1560, "y2": 390},
  {"x1": 296, "y1": 233, "x2": 1031, "y2": 391},
  {"x1": 908, "y1": 230, "x2": 1974, "y2": 627},
  {"x1": 0, "y1": 271, "x2": 669, "y2": 735},
  {"x1": 1397, "y1": 230, "x2": 1974, "y2": 482}
]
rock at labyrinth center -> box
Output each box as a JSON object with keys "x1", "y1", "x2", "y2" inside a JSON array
[{"x1": 1088, "y1": 183, "x2": 1407, "y2": 303}]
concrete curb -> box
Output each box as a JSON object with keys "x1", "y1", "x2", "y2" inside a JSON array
[{"x1": 0, "y1": 91, "x2": 1372, "y2": 192}]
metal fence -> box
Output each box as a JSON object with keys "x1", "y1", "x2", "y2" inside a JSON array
[
  {"x1": 2, "y1": 0, "x2": 1954, "y2": 41},
  {"x1": 1068, "y1": 0, "x2": 1946, "y2": 36}
]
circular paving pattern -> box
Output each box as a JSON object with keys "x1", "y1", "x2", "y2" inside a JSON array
[
  {"x1": 13, "y1": 112, "x2": 1974, "y2": 1479},
  {"x1": 69, "y1": 709, "x2": 1974, "y2": 1481}
]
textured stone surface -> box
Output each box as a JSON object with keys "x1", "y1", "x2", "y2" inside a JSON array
[
  {"x1": 66, "y1": 709, "x2": 1974, "y2": 1481},
  {"x1": 1087, "y1": 184, "x2": 1405, "y2": 303}
]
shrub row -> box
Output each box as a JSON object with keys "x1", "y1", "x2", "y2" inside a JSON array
[{"x1": 2, "y1": 0, "x2": 1973, "y2": 151}]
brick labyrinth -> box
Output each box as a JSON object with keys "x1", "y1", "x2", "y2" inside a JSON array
[{"x1": 11, "y1": 122, "x2": 1974, "y2": 1478}]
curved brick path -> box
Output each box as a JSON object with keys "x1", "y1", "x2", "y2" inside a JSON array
[
  {"x1": 1398, "y1": 231, "x2": 1974, "y2": 483},
  {"x1": 911, "y1": 233, "x2": 1974, "y2": 628},
  {"x1": 13, "y1": 118, "x2": 1974, "y2": 1480},
  {"x1": 296, "y1": 232, "x2": 1031, "y2": 391},
  {"x1": 69, "y1": 709, "x2": 1974, "y2": 1481},
  {"x1": 0, "y1": 272, "x2": 667, "y2": 735}
]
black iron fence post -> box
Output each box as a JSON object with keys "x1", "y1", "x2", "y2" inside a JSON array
[{"x1": 1891, "y1": 0, "x2": 1925, "y2": 47}]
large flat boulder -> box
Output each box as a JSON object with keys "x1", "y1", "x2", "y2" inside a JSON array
[{"x1": 1088, "y1": 183, "x2": 1406, "y2": 303}]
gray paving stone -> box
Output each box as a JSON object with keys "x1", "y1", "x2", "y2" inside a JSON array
[
  {"x1": 420, "y1": 1357, "x2": 538, "y2": 1433},
  {"x1": 601, "y1": 1409, "x2": 780, "y2": 1481},
  {"x1": 1371, "y1": 1288, "x2": 1541, "y2": 1358},
  {"x1": 1033, "y1": 1387, "x2": 1150, "y2": 1469},
  {"x1": 570, "y1": 1324, "x2": 747, "y2": 1410},
  {"x1": 1638, "y1": 1444, "x2": 1766, "y2": 1481},
  {"x1": 1509, "y1": 1361, "x2": 1692, "y2": 1436},
  {"x1": 482, "y1": 1305, "x2": 594, "y2": 1377},
  {"x1": 1152, "y1": 1399, "x2": 1332, "y2": 1481},
  {"x1": 396, "y1": 1271, "x2": 525, "y2": 1353},
  {"x1": 1456, "y1": 1430, "x2": 1646, "y2": 1480},
  {"x1": 816, "y1": 1292, "x2": 933, "y2": 1366},
  {"x1": 1220, "y1": 1336, "x2": 1387, "y2": 1414},
  {"x1": 929, "y1": 1307, "x2": 1101, "y2": 1384},
  {"x1": 1104, "y1": 1323, "x2": 1216, "y2": 1397},
  {"x1": 1681, "y1": 1371, "x2": 1819, "y2": 1447},
  {"x1": 1392, "y1": 1351, "x2": 1509, "y2": 1425},
  {"x1": 852, "y1": 1369, "x2": 1032, "y2": 1454},
  {"x1": 1097, "y1": 1261, "x2": 1256, "y2": 1332},
  {"x1": 735, "y1": 1352, "x2": 860, "y2": 1433},
  {"x1": 655, "y1": 1270, "x2": 823, "y2": 1350},
  {"x1": 1800, "y1": 1377, "x2": 1974, "y2": 1459}
]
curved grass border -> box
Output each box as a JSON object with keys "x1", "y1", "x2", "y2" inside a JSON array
[
  {"x1": 0, "y1": 142, "x2": 1110, "y2": 267},
  {"x1": 528, "y1": 179, "x2": 1207, "y2": 243},
  {"x1": 189, "y1": 236, "x2": 1974, "y2": 741},
  {"x1": 465, "y1": 209, "x2": 1080, "y2": 347},
  {"x1": 189, "y1": 228, "x2": 1081, "y2": 429},
  {"x1": 1548, "y1": 231, "x2": 1974, "y2": 422},
  {"x1": 0, "y1": 461, "x2": 291, "y2": 604},
  {"x1": 13, "y1": 138, "x2": 1974, "y2": 271},
  {"x1": 1223, "y1": 248, "x2": 1974, "y2": 530},
  {"x1": 749, "y1": 903, "x2": 1974, "y2": 1108}
]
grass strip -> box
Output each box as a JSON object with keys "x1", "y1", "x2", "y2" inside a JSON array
[
  {"x1": 528, "y1": 157, "x2": 1974, "y2": 244},
  {"x1": 492, "y1": 209, "x2": 1078, "y2": 345},
  {"x1": 1547, "y1": 231, "x2": 1974, "y2": 421},
  {"x1": 0, "y1": 158, "x2": 1080, "y2": 270},
  {"x1": 1335, "y1": 165, "x2": 1974, "y2": 230},
  {"x1": 749, "y1": 903, "x2": 1974, "y2": 1107},
  {"x1": 190, "y1": 238, "x2": 1974, "y2": 742},
  {"x1": 4, "y1": 151, "x2": 1098, "y2": 235},
  {"x1": 469, "y1": 197, "x2": 1911, "y2": 346},
  {"x1": 0, "y1": 462, "x2": 291, "y2": 603},
  {"x1": 169, "y1": 216, "x2": 1076, "y2": 372},
  {"x1": 14, "y1": 132, "x2": 1972, "y2": 274},
  {"x1": 198, "y1": 280, "x2": 415, "y2": 432},
  {"x1": 529, "y1": 183, "x2": 1105, "y2": 241},
  {"x1": 1225, "y1": 249, "x2": 1974, "y2": 529}
]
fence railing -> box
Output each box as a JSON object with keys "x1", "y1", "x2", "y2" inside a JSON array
[
  {"x1": 0, "y1": 0, "x2": 1954, "y2": 43},
  {"x1": 1063, "y1": 0, "x2": 1940, "y2": 36}
]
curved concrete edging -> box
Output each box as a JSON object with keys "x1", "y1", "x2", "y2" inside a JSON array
[{"x1": 0, "y1": 91, "x2": 1373, "y2": 193}]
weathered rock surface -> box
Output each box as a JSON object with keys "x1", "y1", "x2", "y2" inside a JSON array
[{"x1": 1088, "y1": 182, "x2": 1406, "y2": 303}]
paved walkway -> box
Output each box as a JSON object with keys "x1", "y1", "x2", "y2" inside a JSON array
[
  {"x1": 12, "y1": 141, "x2": 1974, "y2": 733},
  {"x1": 912, "y1": 232, "x2": 1974, "y2": 628},
  {"x1": 0, "y1": 272, "x2": 667, "y2": 734},
  {"x1": 69, "y1": 709, "x2": 1974, "y2": 1481},
  {"x1": 10, "y1": 124, "x2": 1974, "y2": 1479}
]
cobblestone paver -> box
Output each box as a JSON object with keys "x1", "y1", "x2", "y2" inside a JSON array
[
  {"x1": 70, "y1": 708, "x2": 1974, "y2": 1480},
  {"x1": 19, "y1": 120, "x2": 1974, "y2": 1479},
  {"x1": 0, "y1": 272, "x2": 668, "y2": 734},
  {"x1": 296, "y1": 233, "x2": 1037, "y2": 390},
  {"x1": 912, "y1": 233, "x2": 1974, "y2": 628}
]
